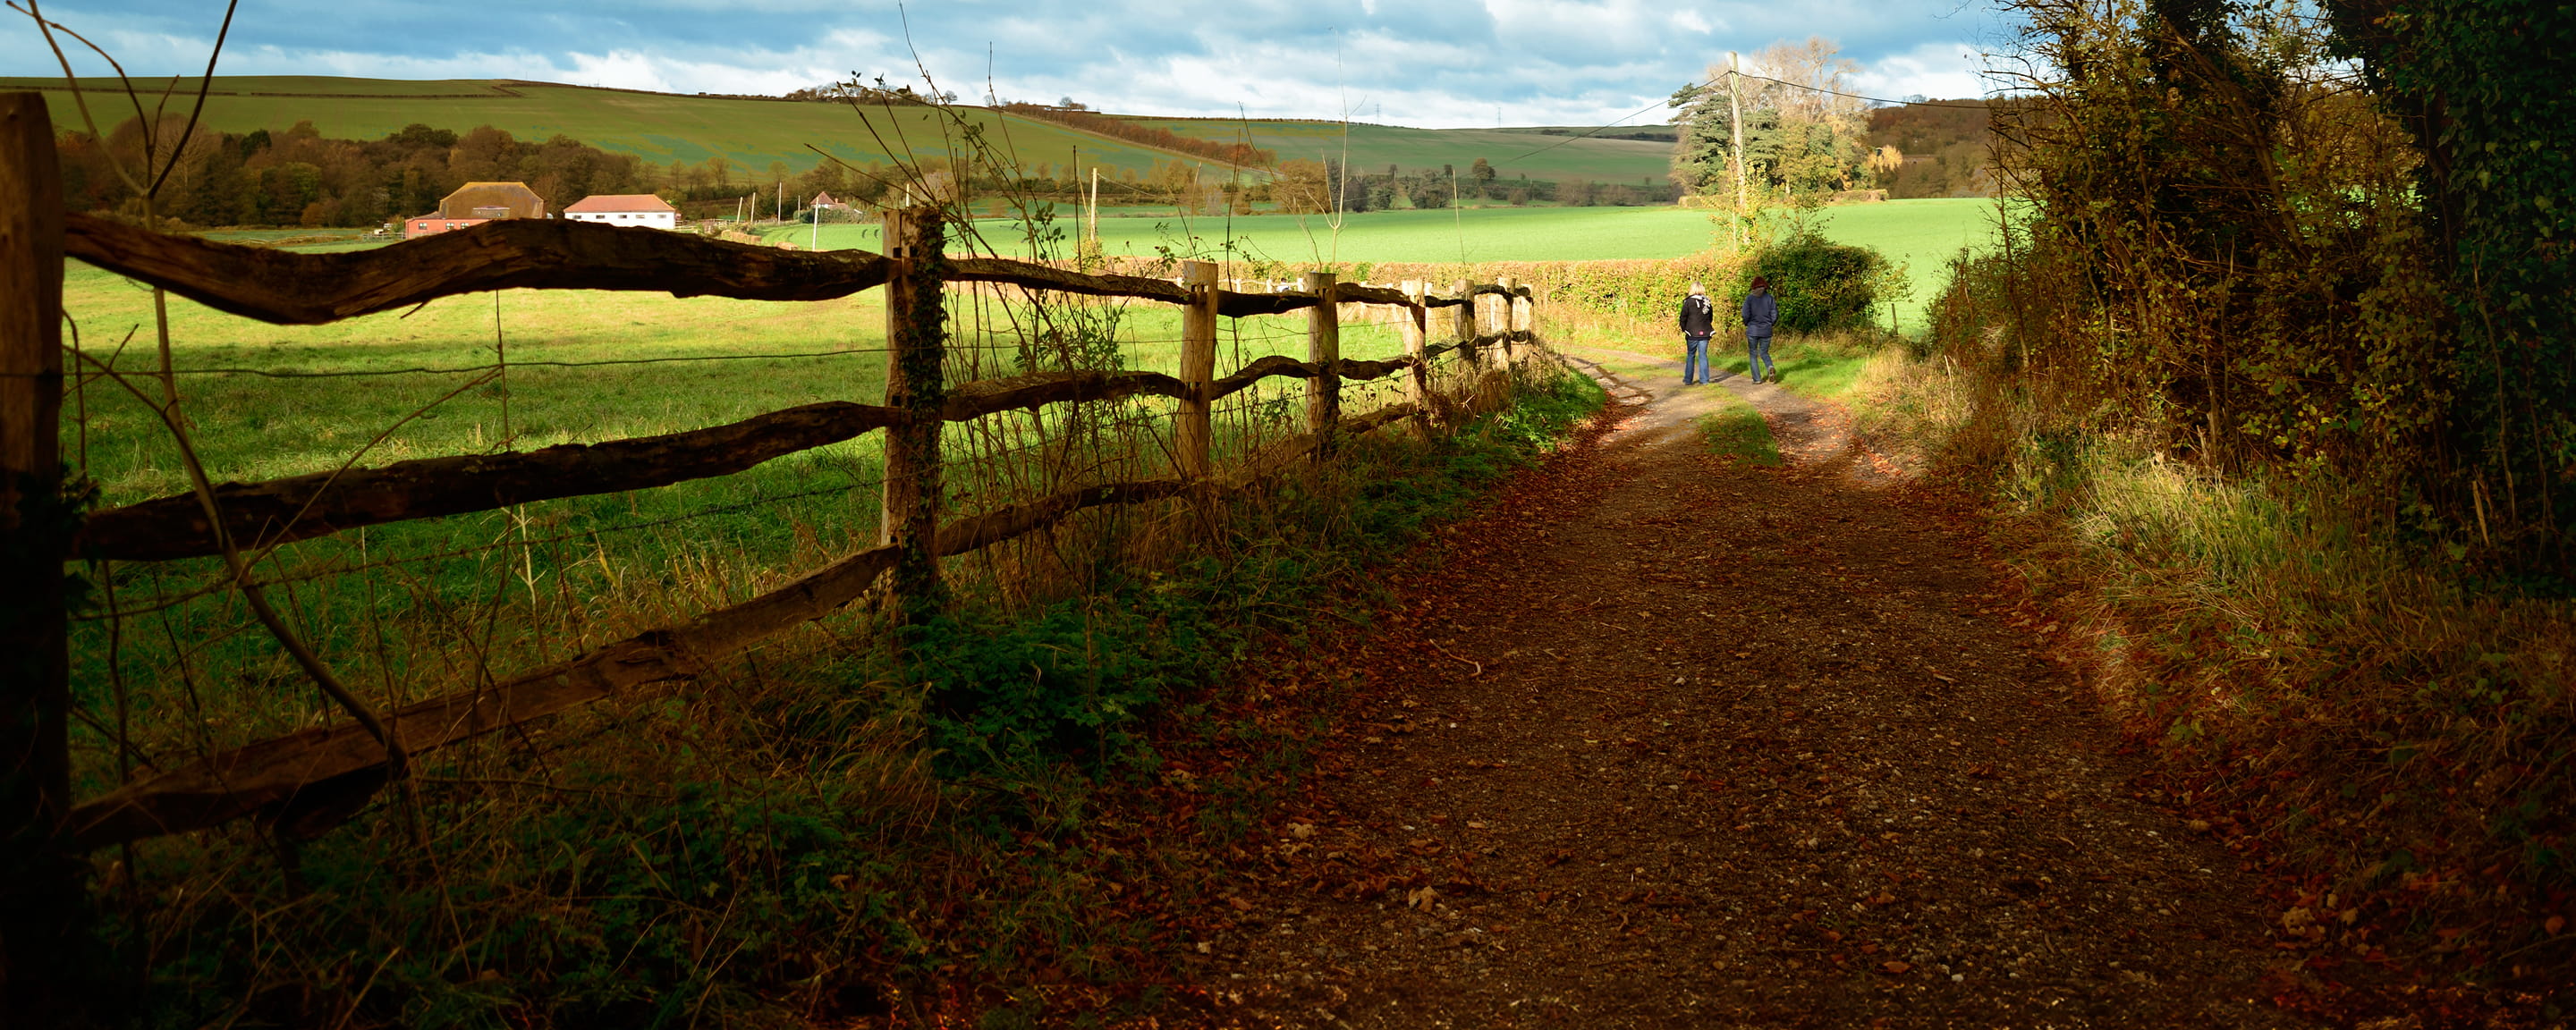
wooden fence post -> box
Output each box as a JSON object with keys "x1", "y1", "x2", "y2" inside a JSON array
[
  {"x1": 0, "y1": 91, "x2": 77, "y2": 1017},
  {"x1": 1496, "y1": 275, "x2": 1521, "y2": 367},
  {"x1": 880, "y1": 205, "x2": 947, "y2": 625},
  {"x1": 1302, "y1": 270, "x2": 1341, "y2": 457},
  {"x1": 1177, "y1": 260, "x2": 1218, "y2": 477},
  {"x1": 1450, "y1": 277, "x2": 1478, "y2": 371},
  {"x1": 1400, "y1": 280, "x2": 1430, "y2": 432}
]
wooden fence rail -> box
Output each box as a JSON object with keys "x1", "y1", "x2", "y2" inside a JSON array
[
  {"x1": 64, "y1": 213, "x2": 1520, "y2": 326},
  {"x1": 4, "y1": 97, "x2": 1554, "y2": 862}
]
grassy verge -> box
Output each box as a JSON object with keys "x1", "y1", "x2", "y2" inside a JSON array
[
  {"x1": 1696, "y1": 398, "x2": 1783, "y2": 467},
  {"x1": 1725, "y1": 331, "x2": 1888, "y2": 403},
  {"x1": 1846, "y1": 347, "x2": 2575, "y2": 988},
  {"x1": 82, "y1": 365, "x2": 1605, "y2": 1028}
]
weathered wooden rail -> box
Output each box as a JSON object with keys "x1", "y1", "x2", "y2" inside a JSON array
[{"x1": 0, "y1": 93, "x2": 1548, "y2": 865}]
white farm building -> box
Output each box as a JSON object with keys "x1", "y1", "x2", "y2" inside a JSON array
[{"x1": 564, "y1": 194, "x2": 679, "y2": 229}]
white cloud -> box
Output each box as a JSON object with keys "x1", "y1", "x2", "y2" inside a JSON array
[
  {"x1": 1848, "y1": 40, "x2": 1991, "y2": 101},
  {"x1": 2, "y1": 1, "x2": 2010, "y2": 125}
]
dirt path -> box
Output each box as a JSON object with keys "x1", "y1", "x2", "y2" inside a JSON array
[{"x1": 1169, "y1": 345, "x2": 2317, "y2": 1028}]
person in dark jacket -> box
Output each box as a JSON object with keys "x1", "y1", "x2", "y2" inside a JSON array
[
  {"x1": 1742, "y1": 275, "x2": 1779, "y2": 384},
  {"x1": 1678, "y1": 282, "x2": 1716, "y2": 385}
]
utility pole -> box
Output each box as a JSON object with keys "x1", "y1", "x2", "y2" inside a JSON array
[
  {"x1": 1089, "y1": 167, "x2": 1100, "y2": 243},
  {"x1": 1727, "y1": 51, "x2": 1749, "y2": 251}
]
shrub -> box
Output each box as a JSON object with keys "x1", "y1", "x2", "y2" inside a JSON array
[{"x1": 1741, "y1": 232, "x2": 1890, "y2": 332}]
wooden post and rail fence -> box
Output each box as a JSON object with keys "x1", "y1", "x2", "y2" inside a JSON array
[{"x1": 0, "y1": 95, "x2": 1549, "y2": 975}]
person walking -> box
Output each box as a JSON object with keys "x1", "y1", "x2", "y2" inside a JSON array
[
  {"x1": 1742, "y1": 274, "x2": 1779, "y2": 384},
  {"x1": 1678, "y1": 282, "x2": 1716, "y2": 385}
]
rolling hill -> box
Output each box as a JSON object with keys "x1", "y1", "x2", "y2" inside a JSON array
[
  {"x1": 3, "y1": 76, "x2": 1686, "y2": 193},
  {"x1": 0, "y1": 76, "x2": 1203, "y2": 178}
]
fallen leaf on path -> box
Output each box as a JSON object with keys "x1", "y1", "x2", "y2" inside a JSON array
[{"x1": 1881, "y1": 960, "x2": 1912, "y2": 975}]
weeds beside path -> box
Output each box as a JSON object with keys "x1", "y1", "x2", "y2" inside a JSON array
[{"x1": 1163, "y1": 346, "x2": 2320, "y2": 1027}]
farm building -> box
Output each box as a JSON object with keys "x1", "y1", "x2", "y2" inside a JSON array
[
  {"x1": 810, "y1": 191, "x2": 850, "y2": 211},
  {"x1": 402, "y1": 215, "x2": 485, "y2": 238},
  {"x1": 564, "y1": 194, "x2": 680, "y2": 229},
  {"x1": 404, "y1": 181, "x2": 547, "y2": 239}
]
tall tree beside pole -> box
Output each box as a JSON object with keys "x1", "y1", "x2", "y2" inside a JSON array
[{"x1": 0, "y1": 90, "x2": 82, "y2": 1020}]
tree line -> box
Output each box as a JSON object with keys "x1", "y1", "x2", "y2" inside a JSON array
[
  {"x1": 57, "y1": 119, "x2": 660, "y2": 229},
  {"x1": 996, "y1": 103, "x2": 1275, "y2": 169}
]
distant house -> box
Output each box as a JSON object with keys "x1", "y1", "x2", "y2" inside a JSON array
[
  {"x1": 565, "y1": 193, "x2": 680, "y2": 230},
  {"x1": 403, "y1": 215, "x2": 484, "y2": 238},
  {"x1": 809, "y1": 191, "x2": 849, "y2": 211},
  {"x1": 404, "y1": 181, "x2": 547, "y2": 240}
]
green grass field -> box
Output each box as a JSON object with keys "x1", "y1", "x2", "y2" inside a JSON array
[
  {"x1": 765, "y1": 198, "x2": 2000, "y2": 327},
  {"x1": 62, "y1": 262, "x2": 1412, "y2": 505},
  {"x1": 57, "y1": 254, "x2": 1425, "y2": 808},
  {"x1": 1114, "y1": 116, "x2": 1675, "y2": 186},
  {"x1": 4, "y1": 75, "x2": 1195, "y2": 177}
]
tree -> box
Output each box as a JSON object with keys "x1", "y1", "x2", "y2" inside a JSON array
[
  {"x1": 1270, "y1": 159, "x2": 1332, "y2": 213},
  {"x1": 1668, "y1": 76, "x2": 1781, "y2": 197},
  {"x1": 1670, "y1": 38, "x2": 1869, "y2": 198},
  {"x1": 1470, "y1": 157, "x2": 1496, "y2": 183}
]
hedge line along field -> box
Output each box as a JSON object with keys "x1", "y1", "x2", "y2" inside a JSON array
[
  {"x1": 2, "y1": 75, "x2": 1189, "y2": 178},
  {"x1": 1106, "y1": 115, "x2": 1677, "y2": 185},
  {"x1": 767, "y1": 198, "x2": 2001, "y2": 327}
]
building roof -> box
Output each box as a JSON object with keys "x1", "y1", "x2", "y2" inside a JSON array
[
  {"x1": 565, "y1": 193, "x2": 679, "y2": 214},
  {"x1": 438, "y1": 182, "x2": 545, "y2": 220}
]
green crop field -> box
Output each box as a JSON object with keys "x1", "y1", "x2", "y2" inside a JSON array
[
  {"x1": 60, "y1": 257, "x2": 1414, "y2": 507},
  {"x1": 763, "y1": 198, "x2": 2001, "y2": 326},
  {"x1": 1115, "y1": 116, "x2": 1674, "y2": 186},
  {"x1": 2, "y1": 76, "x2": 1199, "y2": 177},
  {"x1": 56, "y1": 252, "x2": 1426, "y2": 798}
]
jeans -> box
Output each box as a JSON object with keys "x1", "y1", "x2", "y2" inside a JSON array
[
  {"x1": 1683, "y1": 333, "x2": 1712, "y2": 384},
  {"x1": 1748, "y1": 334, "x2": 1775, "y2": 382}
]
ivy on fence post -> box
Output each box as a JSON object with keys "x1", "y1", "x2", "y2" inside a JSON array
[
  {"x1": 1401, "y1": 280, "x2": 1431, "y2": 435},
  {"x1": 1303, "y1": 271, "x2": 1342, "y2": 458},
  {"x1": 1176, "y1": 260, "x2": 1218, "y2": 478},
  {"x1": 0, "y1": 91, "x2": 82, "y2": 1020},
  {"x1": 880, "y1": 204, "x2": 948, "y2": 626}
]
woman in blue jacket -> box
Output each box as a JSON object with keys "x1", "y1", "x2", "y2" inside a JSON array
[{"x1": 1741, "y1": 275, "x2": 1779, "y2": 384}]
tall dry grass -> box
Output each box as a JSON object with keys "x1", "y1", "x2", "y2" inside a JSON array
[{"x1": 1849, "y1": 308, "x2": 2576, "y2": 982}]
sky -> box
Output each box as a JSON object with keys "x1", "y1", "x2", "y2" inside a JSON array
[{"x1": 4, "y1": 1, "x2": 2012, "y2": 129}]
